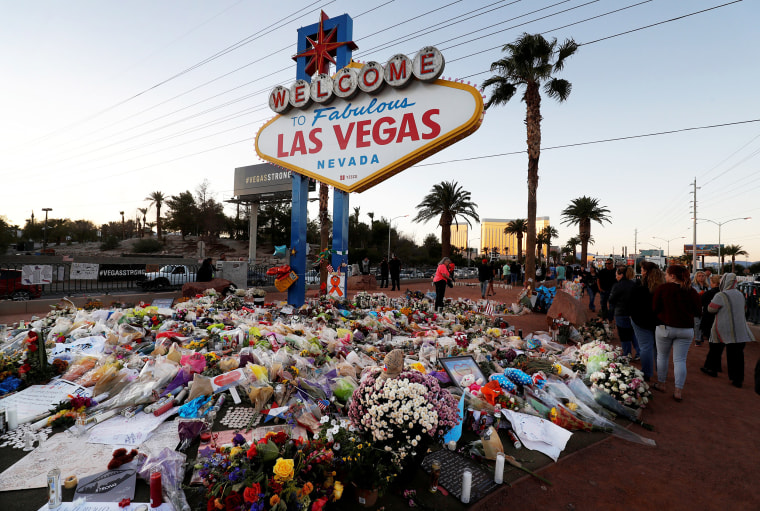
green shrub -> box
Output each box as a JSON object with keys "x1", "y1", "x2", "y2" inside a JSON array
[
  {"x1": 132, "y1": 238, "x2": 163, "y2": 253},
  {"x1": 100, "y1": 236, "x2": 120, "y2": 251}
]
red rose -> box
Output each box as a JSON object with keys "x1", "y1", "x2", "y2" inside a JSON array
[
  {"x1": 224, "y1": 493, "x2": 242, "y2": 511},
  {"x1": 311, "y1": 497, "x2": 329, "y2": 511},
  {"x1": 28, "y1": 342, "x2": 38, "y2": 352},
  {"x1": 246, "y1": 444, "x2": 257, "y2": 459},
  {"x1": 243, "y1": 484, "x2": 261, "y2": 503},
  {"x1": 206, "y1": 499, "x2": 217, "y2": 511},
  {"x1": 18, "y1": 364, "x2": 31, "y2": 375}
]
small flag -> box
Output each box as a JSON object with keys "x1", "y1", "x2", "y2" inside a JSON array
[
  {"x1": 485, "y1": 301, "x2": 494, "y2": 316},
  {"x1": 326, "y1": 264, "x2": 334, "y2": 272},
  {"x1": 317, "y1": 399, "x2": 330, "y2": 411}
]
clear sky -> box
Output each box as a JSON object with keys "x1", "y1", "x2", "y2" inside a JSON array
[{"x1": 2, "y1": 0, "x2": 758, "y2": 264}]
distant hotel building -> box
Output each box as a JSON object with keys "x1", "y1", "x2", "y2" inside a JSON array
[
  {"x1": 479, "y1": 217, "x2": 550, "y2": 260},
  {"x1": 450, "y1": 224, "x2": 469, "y2": 252}
]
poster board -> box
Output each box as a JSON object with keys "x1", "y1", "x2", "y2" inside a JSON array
[
  {"x1": 21, "y1": 265, "x2": 52, "y2": 285},
  {"x1": 71, "y1": 263, "x2": 99, "y2": 280}
]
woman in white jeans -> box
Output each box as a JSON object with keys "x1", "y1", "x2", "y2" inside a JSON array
[{"x1": 651, "y1": 265, "x2": 702, "y2": 401}]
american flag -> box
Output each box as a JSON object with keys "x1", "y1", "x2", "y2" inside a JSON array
[
  {"x1": 484, "y1": 301, "x2": 494, "y2": 316},
  {"x1": 326, "y1": 264, "x2": 334, "y2": 272},
  {"x1": 317, "y1": 399, "x2": 330, "y2": 411}
]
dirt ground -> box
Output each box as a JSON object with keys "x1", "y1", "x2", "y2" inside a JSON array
[{"x1": 2, "y1": 279, "x2": 759, "y2": 511}]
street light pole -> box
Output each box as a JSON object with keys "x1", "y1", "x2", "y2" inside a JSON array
[
  {"x1": 120, "y1": 211, "x2": 125, "y2": 240},
  {"x1": 697, "y1": 217, "x2": 751, "y2": 275},
  {"x1": 652, "y1": 236, "x2": 685, "y2": 262},
  {"x1": 42, "y1": 208, "x2": 52, "y2": 250},
  {"x1": 387, "y1": 214, "x2": 408, "y2": 261},
  {"x1": 467, "y1": 237, "x2": 480, "y2": 266}
]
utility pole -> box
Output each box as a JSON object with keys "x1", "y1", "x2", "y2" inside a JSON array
[
  {"x1": 692, "y1": 179, "x2": 699, "y2": 273},
  {"x1": 634, "y1": 229, "x2": 638, "y2": 258},
  {"x1": 42, "y1": 208, "x2": 52, "y2": 250}
]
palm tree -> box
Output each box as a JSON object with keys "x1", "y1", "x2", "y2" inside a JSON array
[
  {"x1": 536, "y1": 225, "x2": 558, "y2": 262},
  {"x1": 566, "y1": 235, "x2": 581, "y2": 264},
  {"x1": 367, "y1": 212, "x2": 374, "y2": 230},
  {"x1": 483, "y1": 32, "x2": 578, "y2": 284},
  {"x1": 561, "y1": 197, "x2": 611, "y2": 267},
  {"x1": 504, "y1": 219, "x2": 528, "y2": 263},
  {"x1": 413, "y1": 181, "x2": 479, "y2": 257},
  {"x1": 721, "y1": 244, "x2": 748, "y2": 273},
  {"x1": 138, "y1": 208, "x2": 148, "y2": 238},
  {"x1": 146, "y1": 191, "x2": 165, "y2": 238}
]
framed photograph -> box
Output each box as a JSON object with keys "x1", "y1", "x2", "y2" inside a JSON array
[{"x1": 440, "y1": 355, "x2": 486, "y2": 389}]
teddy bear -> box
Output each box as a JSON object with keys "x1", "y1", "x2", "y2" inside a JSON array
[{"x1": 460, "y1": 374, "x2": 484, "y2": 397}]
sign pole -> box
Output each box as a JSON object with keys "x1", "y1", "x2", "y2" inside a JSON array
[
  {"x1": 287, "y1": 174, "x2": 309, "y2": 306},
  {"x1": 332, "y1": 189, "x2": 350, "y2": 297}
]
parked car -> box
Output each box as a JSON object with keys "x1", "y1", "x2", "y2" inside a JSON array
[
  {"x1": 0, "y1": 269, "x2": 42, "y2": 300},
  {"x1": 141, "y1": 265, "x2": 197, "y2": 290}
]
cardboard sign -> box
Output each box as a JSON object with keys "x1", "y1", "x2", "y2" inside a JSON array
[
  {"x1": 21, "y1": 265, "x2": 52, "y2": 285},
  {"x1": 70, "y1": 263, "x2": 99, "y2": 280}
]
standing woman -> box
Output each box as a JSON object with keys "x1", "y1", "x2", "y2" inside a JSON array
[
  {"x1": 583, "y1": 266, "x2": 599, "y2": 312},
  {"x1": 609, "y1": 266, "x2": 639, "y2": 359},
  {"x1": 433, "y1": 257, "x2": 454, "y2": 311},
  {"x1": 629, "y1": 262, "x2": 665, "y2": 382},
  {"x1": 692, "y1": 271, "x2": 709, "y2": 346},
  {"x1": 652, "y1": 265, "x2": 702, "y2": 401},
  {"x1": 703, "y1": 273, "x2": 756, "y2": 387}
]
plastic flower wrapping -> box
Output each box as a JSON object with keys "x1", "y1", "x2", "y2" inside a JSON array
[{"x1": 576, "y1": 340, "x2": 651, "y2": 409}]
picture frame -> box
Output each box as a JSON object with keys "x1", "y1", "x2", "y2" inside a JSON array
[{"x1": 440, "y1": 355, "x2": 486, "y2": 389}]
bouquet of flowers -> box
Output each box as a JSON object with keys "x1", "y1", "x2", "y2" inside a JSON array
[
  {"x1": 577, "y1": 318, "x2": 612, "y2": 343},
  {"x1": 575, "y1": 339, "x2": 652, "y2": 409},
  {"x1": 199, "y1": 430, "x2": 343, "y2": 511},
  {"x1": 347, "y1": 369, "x2": 459, "y2": 466}
]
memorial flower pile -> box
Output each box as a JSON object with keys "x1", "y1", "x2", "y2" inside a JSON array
[
  {"x1": 577, "y1": 340, "x2": 651, "y2": 409},
  {"x1": 347, "y1": 368, "x2": 459, "y2": 466}
]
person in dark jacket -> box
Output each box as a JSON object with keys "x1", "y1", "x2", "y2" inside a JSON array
[
  {"x1": 389, "y1": 255, "x2": 402, "y2": 291},
  {"x1": 583, "y1": 266, "x2": 599, "y2": 312},
  {"x1": 699, "y1": 274, "x2": 721, "y2": 344},
  {"x1": 609, "y1": 266, "x2": 639, "y2": 359},
  {"x1": 629, "y1": 262, "x2": 665, "y2": 381},
  {"x1": 379, "y1": 257, "x2": 389, "y2": 288},
  {"x1": 196, "y1": 258, "x2": 214, "y2": 282},
  {"x1": 597, "y1": 259, "x2": 617, "y2": 320}
]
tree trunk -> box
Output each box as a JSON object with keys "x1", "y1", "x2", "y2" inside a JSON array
[
  {"x1": 440, "y1": 214, "x2": 452, "y2": 257},
  {"x1": 579, "y1": 219, "x2": 591, "y2": 269},
  {"x1": 524, "y1": 82, "x2": 542, "y2": 286},
  {"x1": 156, "y1": 206, "x2": 162, "y2": 239},
  {"x1": 517, "y1": 234, "x2": 523, "y2": 263}
]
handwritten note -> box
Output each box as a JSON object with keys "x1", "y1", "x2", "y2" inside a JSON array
[
  {"x1": 0, "y1": 378, "x2": 90, "y2": 423},
  {"x1": 87, "y1": 407, "x2": 179, "y2": 447}
]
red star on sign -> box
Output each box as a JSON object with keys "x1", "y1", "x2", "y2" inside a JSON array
[{"x1": 292, "y1": 11, "x2": 357, "y2": 77}]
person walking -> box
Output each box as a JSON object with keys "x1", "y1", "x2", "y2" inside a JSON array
[
  {"x1": 699, "y1": 274, "x2": 721, "y2": 345},
  {"x1": 583, "y1": 266, "x2": 599, "y2": 312},
  {"x1": 629, "y1": 262, "x2": 665, "y2": 382},
  {"x1": 477, "y1": 258, "x2": 491, "y2": 299},
  {"x1": 609, "y1": 266, "x2": 639, "y2": 359},
  {"x1": 652, "y1": 265, "x2": 702, "y2": 401},
  {"x1": 692, "y1": 271, "x2": 709, "y2": 346},
  {"x1": 389, "y1": 255, "x2": 402, "y2": 291},
  {"x1": 597, "y1": 259, "x2": 617, "y2": 321},
  {"x1": 360, "y1": 256, "x2": 371, "y2": 275},
  {"x1": 379, "y1": 257, "x2": 389, "y2": 289},
  {"x1": 433, "y1": 257, "x2": 454, "y2": 311},
  {"x1": 702, "y1": 273, "x2": 756, "y2": 387},
  {"x1": 487, "y1": 261, "x2": 497, "y2": 296},
  {"x1": 510, "y1": 261, "x2": 520, "y2": 285}
]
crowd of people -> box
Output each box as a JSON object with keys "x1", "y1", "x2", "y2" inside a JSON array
[{"x1": 576, "y1": 259, "x2": 756, "y2": 401}]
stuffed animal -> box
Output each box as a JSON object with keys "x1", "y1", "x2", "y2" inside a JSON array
[
  {"x1": 379, "y1": 348, "x2": 404, "y2": 381},
  {"x1": 460, "y1": 374, "x2": 484, "y2": 397}
]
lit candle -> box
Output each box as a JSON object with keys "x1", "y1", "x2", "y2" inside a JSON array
[
  {"x1": 461, "y1": 469, "x2": 472, "y2": 504},
  {"x1": 494, "y1": 453, "x2": 505, "y2": 484}
]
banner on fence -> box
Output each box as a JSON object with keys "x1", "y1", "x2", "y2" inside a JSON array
[
  {"x1": 21, "y1": 265, "x2": 52, "y2": 285},
  {"x1": 97, "y1": 264, "x2": 146, "y2": 282},
  {"x1": 71, "y1": 263, "x2": 99, "y2": 280}
]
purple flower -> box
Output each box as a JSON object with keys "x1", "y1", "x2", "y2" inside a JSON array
[{"x1": 232, "y1": 433, "x2": 246, "y2": 446}]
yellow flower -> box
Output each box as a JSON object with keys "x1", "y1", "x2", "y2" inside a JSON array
[
  {"x1": 332, "y1": 481, "x2": 344, "y2": 501},
  {"x1": 300, "y1": 482, "x2": 314, "y2": 496},
  {"x1": 229, "y1": 446, "x2": 244, "y2": 458},
  {"x1": 273, "y1": 457, "x2": 294, "y2": 482}
]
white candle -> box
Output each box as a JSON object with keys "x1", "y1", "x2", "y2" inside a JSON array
[
  {"x1": 448, "y1": 440, "x2": 457, "y2": 451},
  {"x1": 494, "y1": 453, "x2": 505, "y2": 484},
  {"x1": 6, "y1": 406, "x2": 18, "y2": 430},
  {"x1": 461, "y1": 469, "x2": 472, "y2": 504}
]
